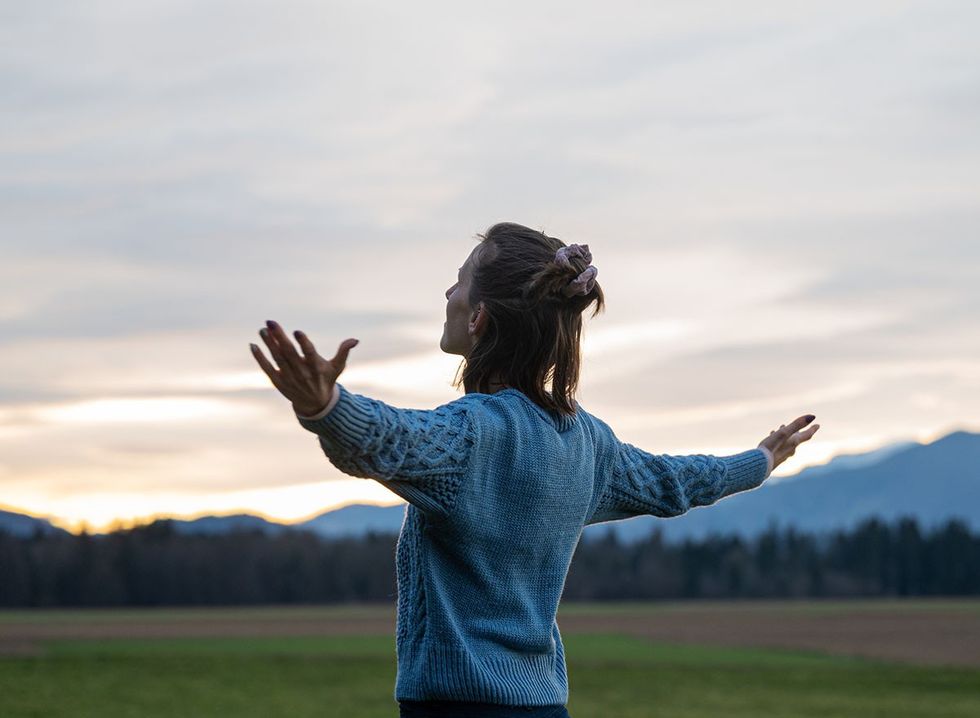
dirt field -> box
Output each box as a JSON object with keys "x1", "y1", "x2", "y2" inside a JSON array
[
  {"x1": 2, "y1": 599, "x2": 978, "y2": 668},
  {"x1": 560, "y1": 600, "x2": 980, "y2": 668}
]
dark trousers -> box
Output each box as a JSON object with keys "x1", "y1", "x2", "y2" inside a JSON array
[{"x1": 399, "y1": 700, "x2": 571, "y2": 718}]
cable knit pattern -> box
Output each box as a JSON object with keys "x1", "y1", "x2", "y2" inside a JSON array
[
  {"x1": 395, "y1": 506, "x2": 428, "y2": 649},
  {"x1": 589, "y1": 443, "x2": 771, "y2": 524},
  {"x1": 297, "y1": 383, "x2": 480, "y2": 517},
  {"x1": 296, "y1": 383, "x2": 770, "y2": 706}
]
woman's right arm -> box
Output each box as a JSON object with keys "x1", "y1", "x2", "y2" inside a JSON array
[
  {"x1": 251, "y1": 320, "x2": 482, "y2": 519},
  {"x1": 294, "y1": 382, "x2": 482, "y2": 518}
]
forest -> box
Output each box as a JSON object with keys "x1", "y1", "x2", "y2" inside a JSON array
[{"x1": 0, "y1": 516, "x2": 976, "y2": 607}]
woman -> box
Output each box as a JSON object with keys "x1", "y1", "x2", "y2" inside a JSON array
[{"x1": 250, "y1": 222, "x2": 819, "y2": 718}]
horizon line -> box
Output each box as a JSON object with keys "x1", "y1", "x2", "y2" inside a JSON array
[{"x1": 3, "y1": 425, "x2": 974, "y2": 537}]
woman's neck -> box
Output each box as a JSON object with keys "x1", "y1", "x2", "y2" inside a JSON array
[
  {"x1": 487, "y1": 378, "x2": 510, "y2": 393},
  {"x1": 464, "y1": 373, "x2": 509, "y2": 395}
]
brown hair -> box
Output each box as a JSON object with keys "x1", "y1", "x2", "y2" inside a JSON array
[{"x1": 452, "y1": 222, "x2": 605, "y2": 417}]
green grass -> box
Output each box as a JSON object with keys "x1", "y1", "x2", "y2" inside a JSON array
[
  {"x1": 1, "y1": 597, "x2": 975, "y2": 625},
  {"x1": 555, "y1": 597, "x2": 980, "y2": 616},
  {"x1": 0, "y1": 603, "x2": 395, "y2": 624},
  {"x1": 1, "y1": 633, "x2": 978, "y2": 718}
]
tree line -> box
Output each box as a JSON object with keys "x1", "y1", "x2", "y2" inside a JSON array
[{"x1": 0, "y1": 515, "x2": 976, "y2": 607}]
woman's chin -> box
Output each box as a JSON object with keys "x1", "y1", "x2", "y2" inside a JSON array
[{"x1": 439, "y1": 336, "x2": 462, "y2": 357}]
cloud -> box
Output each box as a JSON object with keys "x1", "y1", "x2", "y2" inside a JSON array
[{"x1": 2, "y1": 0, "x2": 978, "y2": 530}]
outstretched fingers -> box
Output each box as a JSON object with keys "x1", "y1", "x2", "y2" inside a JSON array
[
  {"x1": 264, "y1": 320, "x2": 306, "y2": 374},
  {"x1": 775, "y1": 414, "x2": 816, "y2": 443},
  {"x1": 293, "y1": 329, "x2": 320, "y2": 365},
  {"x1": 250, "y1": 342, "x2": 284, "y2": 390},
  {"x1": 329, "y1": 338, "x2": 359, "y2": 375},
  {"x1": 258, "y1": 326, "x2": 285, "y2": 369},
  {"x1": 251, "y1": 323, "x2": 359, "y2": 407},
  {"x1": 784, "y1": 420, "x2": 821, "y2": 459},
  {"x1": 794, "y1": 423, "x2": 820, "y2": 445},
  {"x1": 759, "y1": 414, "x2": 821, "y2": 470}
]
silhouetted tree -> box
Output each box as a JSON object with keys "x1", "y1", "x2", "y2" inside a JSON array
[{"x1": 1, "y1": 515, "x2": 977, "y2": 607}]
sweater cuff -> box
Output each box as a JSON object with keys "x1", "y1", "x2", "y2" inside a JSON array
[
  {"x1": 295, "y1": 383, "x2": 375, "y2": 447},
  {"x1": 758, "y1": 446, "x2": 774, "y2": 478},
  {"x1": 720, "y1": 448, "x2": 771, "y2": 498},
  {"x1": 295, "y1": 384, "x2": 341, "y2": 420}
]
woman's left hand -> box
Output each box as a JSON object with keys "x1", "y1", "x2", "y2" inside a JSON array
[
  {"x1": 757, "y1": 414, "x2": 820, "y2": 472},
  {"x1": 250, "y1": 320, "x2": 358, "y2": 416}
]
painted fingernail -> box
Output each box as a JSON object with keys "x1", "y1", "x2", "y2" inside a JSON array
[
  {"x1": 266, "y1": 320, "x2": 275, "y2": 328},
  {"x1": 806, "y1": 414, "x2": 816, "y2": 421},
  {"x1": 249, "y1": 343, "x2": 257, "y2": 351},
  {"x1": 260, "y1": 328, "x2": 267, "y2": 338}
]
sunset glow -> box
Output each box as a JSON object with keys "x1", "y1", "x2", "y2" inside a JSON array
[{"x1": 3, "y1": 2, "x2": 978, "y2": 534}]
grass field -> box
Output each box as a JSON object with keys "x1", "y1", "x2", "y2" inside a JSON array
[{"x1": 1, "y1": 600, "x2": 978, "y2": 717}]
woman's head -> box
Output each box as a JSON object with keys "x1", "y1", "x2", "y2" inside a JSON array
[{"x1": 440, "y1": 222, "x2": 605, "y2": 417}]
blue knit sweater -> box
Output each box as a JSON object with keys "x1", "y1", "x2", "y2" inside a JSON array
[{"x1": 296, "y1": 383, "x2": 770, "y2": 706}]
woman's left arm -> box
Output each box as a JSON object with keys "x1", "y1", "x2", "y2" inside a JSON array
[{"x1": 585, "y1": 415, "x2": 817, "y2": 526}]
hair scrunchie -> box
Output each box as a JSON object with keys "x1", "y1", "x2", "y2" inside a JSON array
[{"x1": 555, "y1": 243, "x2": 598, "y2": 297}]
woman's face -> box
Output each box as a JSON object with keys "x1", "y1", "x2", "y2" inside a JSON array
[{"x1": 440, "y1": 245, "x2": 484, "y2": 357}]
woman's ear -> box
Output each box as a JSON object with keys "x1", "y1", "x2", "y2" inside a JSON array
[{"x1": 468, "y1": 302, "x2": 487, "y2": 338}]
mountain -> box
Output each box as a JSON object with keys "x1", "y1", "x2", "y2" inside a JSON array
[
  {"x1": 787, "y1": 439, "x2": 917, "y2": 477},
  {"x1": 0, "y1": 509, "x2": 72, "y2": 538},
  {"x1": 3, "y1": 430, "x2": 975, "y2": 544},
  {"x1": 166, "y1": 514, "x2": 293, "y2": 536},
  {"x1": 580, "y1": 430, "x2": 980, "y2": 544},
  {"x1": 293, "y1": 503, "x2": 405, "y2": 537}
]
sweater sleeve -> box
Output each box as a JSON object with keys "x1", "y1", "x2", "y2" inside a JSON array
[
  {"x1": 586, "y1": 433, "x2": 771, "y2": 526},
  {"x1": 295, "y1": 383, "x2": 479, "y2": 518}
]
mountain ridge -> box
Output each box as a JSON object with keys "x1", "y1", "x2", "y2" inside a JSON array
[{"x1": 2, "y1": 429, "x2": 976, "y2": 542}]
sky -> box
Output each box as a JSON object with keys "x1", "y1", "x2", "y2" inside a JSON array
[{"x1": 2, "y1": 1, "x2": 978, "y2": 534}]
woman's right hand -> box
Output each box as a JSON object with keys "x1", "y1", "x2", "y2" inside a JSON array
[
  {"x1": 250, "y1": 320, "x2": 359, "y2": 417},
  {"x1": 758, "y1": 414, "x2": 820, "y2": 472}
]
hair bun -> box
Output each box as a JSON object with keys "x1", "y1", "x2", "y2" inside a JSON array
[
  {"x1": 555, "y1": 244, "x2": 597, "y2": 297},
  {"x1": 561, "y1": 265, "x2": 598, "y2": 297},
  {"x1": 554, "y1": 243, "x2": 592, "y2": 268}
]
